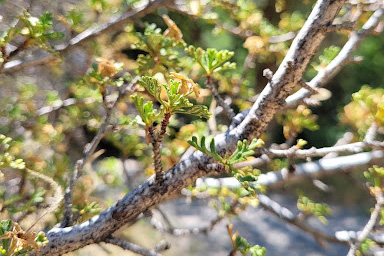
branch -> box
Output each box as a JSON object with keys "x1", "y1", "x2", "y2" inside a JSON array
[
  {"x1": 254, "y1": 140, "x2": 384, "y2": 159},
  {"x1": 60, "y1": 77, "x2": 137, "y2": 227},
  {"x1": 258, "y1": 194, "x2": 345, "y2": 246},
  {"x1": 104, "y1": 236, "x2": 164, "y2": 256},
  {"x1": 36, "y1": 1, "x2": 348, "y2": 254},
  {"x1": 286, "y1": 7, "x2": 384, "y2": 107},
  {"x1": 197, "y1": 150, "x2": 384, "y2": 189},
  {"x1": 347, "y1": 190, "x2": 384, "y2": 255},
  {"x1": 206, "y1": 76, "x2": 235, "y2": 119},
  {"x1": 149, "y1": 203, "x2": 233, "y2": 236},
  {"x1": 2, "y1": 0, "x2": 172, "y2": 74}
]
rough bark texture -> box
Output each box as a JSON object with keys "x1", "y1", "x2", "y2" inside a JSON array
[{"x1": 38, "y1": 0, "x2": 347, "y2": 254}]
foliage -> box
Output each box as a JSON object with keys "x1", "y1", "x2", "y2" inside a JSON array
[
  {"x1": 133, "y1": 21, "x2": 186, "y2": 75},
  {"x1": 188, "y1": 136, "x2": 264, "y2": 194},
  {"x1": 0, "y1": 220, "x2": 48, "y2": 256},
  {"x1": 276, "y1": 105, "x2": 319, "y2": 139},
  {"x1": 185, "y1": 46, "x2": 236, "y2": 75},
  {"x1": 297, "y1": 192, "x2": 332, "y2": 224},
  {"x1": 227, "y1": 224, "x2": 266, "y2": 256},
  {"x1": 342, "y1": 86, "x2": 384, "y2": 138},
  {"x1": 133, "y1": 76, "x2": 210, "y2": 125}
]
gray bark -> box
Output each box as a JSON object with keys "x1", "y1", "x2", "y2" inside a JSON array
[{"x1": 39, "y1": 0, "x2": 347, "y2": 254}]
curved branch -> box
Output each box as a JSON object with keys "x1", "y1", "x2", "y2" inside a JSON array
[{"x1": 36, "y1": 1, "x2": 347, "y2": 254}]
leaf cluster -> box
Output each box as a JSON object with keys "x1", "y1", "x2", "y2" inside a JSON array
[
  {"x1": 188, "y1": 136, "x2": 264, "y2": 194},
  {"x1": 364, "y1": 165, "x2": 384, "y2": 193},
  {"x1": 0, "y1": 135, "x2": 25, "y2": 172},
  {"x1": 133, "y1": 23, "x2": 186, "y2": 75},
  {"x1": 297, "y1": 192, "x2": 332, "y2": 224},
  {"x1": 188, "y1": 136, "x2": 263, "y2": 170},
  {"x1": 132, "y1": 76, "x2": 210, "y2": 127},
  {"x1": 227, "y1": 224, "x2": 266, "y2": 256},
  {"x1": 342, "y1": 86, "x2": 384, "y2": 137},
  {"x1": 185, "y1": 45, "x2": 236, "y2": 75},
  {"x1": 0, "y1": 220, "x2": 48, "y2": 256},
  {"x1": 276, "y1": 104, "x2": 319, "y2": 139}
]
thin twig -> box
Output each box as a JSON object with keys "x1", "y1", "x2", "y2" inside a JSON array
[
  {"x1": 347, "y1": 190, "x2": 384, "y2": 255},
  {"x1": 168, "y1": 4, "x2": 297, "y2": 43},
  {"x1": 150, "y1": 202, "x2": 236, "y2": 236},
  {"x1": 148, "y1": 112, "x2": 171, "y2": 182},
  {"x1": 60, "y1": 77, "x2": 137, "y2": 227},
  {"x1": 258, "y1": 194, "x2": 346, "y2": 246},
  {"x1": 206, "y1": 76, "x2": 235, "y2": 119},
  {"x1": 254, "y1": 140, "x2": 384, "y2": 159},
  {"x1": 2, "y1": 0, "x2": 172, "y2": 74},
  {"x1": 234, "y1": 54, "x2": 256, "y2": 95},
  {"x1": 104, "y1": 236, "x2": 164, "y2": 256}
]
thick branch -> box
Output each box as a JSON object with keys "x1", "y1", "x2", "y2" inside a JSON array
[{"x1": 37, "y1": 1, "x2": 347, "y2": 254}]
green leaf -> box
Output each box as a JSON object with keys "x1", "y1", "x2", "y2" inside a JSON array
[
  {"x1": 173, "y1": 105, "x2": 211, "y2": 119},
  {"x1": 227, "y1": 139, "x2": 264, "y2": 166},
  {"x1": 131, "y1": 94, "x2": 162, "y2": 126},
  {"x1": 139, "y1": 76, "x2": 164, "y2": 105},
  {"x1": 188, "y1": 136, "x2": 223, "y2": 162},
  {"x1": 185, "y1": 45, "x2": 235, "y2": 75}
]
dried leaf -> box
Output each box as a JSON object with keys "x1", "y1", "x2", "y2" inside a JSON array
[{"x1": 162, "y1": 15, "x2": 184, "y2": 42}]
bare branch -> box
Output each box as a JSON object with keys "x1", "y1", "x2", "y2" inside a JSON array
[
  {"x1": 149, "y1": 203, "x2": 233, "y2": 236},
  {"x1": 258, "y1": 194, "x2": 345, "y2": 246},
  {"x1": 2, "y1": 0, "x2": 172, "y2": 74},
  {"x1": 104, "y1": 236, "x2": 164, "y2": 256},
  {"x1": 286, "y1": 7, "x2": 384, "y2": 107},
  {"x1": 347, "y1": 190, "x2": 384, "y2": 255},
  {"x1": 61, "y1": 77, "x2": 137, "y2": 227},
  {"x1": 197, "y1": 150, "x2": 384, "y2": 189},
  {"x1": 206, "y1": 76, "x2": 235, "y2": 119},
  {"x1": 255, "y1": 140, "x2": 384, "y2": 159}
]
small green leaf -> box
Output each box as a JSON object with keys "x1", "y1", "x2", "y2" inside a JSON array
[
  {"x1": 131, "y1": 94, "x2": 162, "y2": 126},
  {"x1": 139, "y1": 76, "x2": 164, "y2": 105},
  {"x1": 185, "y1": 45, "x2": 235, "y2": 75},
  {"x1": 188, "y1": 136, "x2": 223, "y2": 162}
]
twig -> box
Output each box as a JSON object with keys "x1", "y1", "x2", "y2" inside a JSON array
[
  {"x1": 234, "y1": 54, "x2": 256, "y2": 95},
  {"x1": 196, "y1": 150, "x2": 384, "y2": 189},
  {"x1": 258, "y1": 194, "x2": 346, "y2": 246},
  {"x1": 36, "y1": 98, "x2": 97, "y2": 116},
  {"x1": 347, "y1": 190, "x2": 384, "y2": 255},
  {"x1": 2, "y1": 0, "x2": 172, "y2": 74},
  {"x1": 206, "y1": 75, "x2": 235, "y2": 119},
  {"x1": 168, "y1": 4, "x2": 297, "y2": 43},
  {"x1": 149, "y1": 204, "x2": 230, "y2": 236},
  {"x1": 60, "y1": 77, "x2": 137, "y2": 227},
  {"x1": 148, "y1": 112, "x2": 171, "y2": 182},
  {"x1": 254, "y1": 140, "x2": 384, "y2": 159},
  {"x1": 23, "y1": 168, "x2": 64, "y2": 231},
  {"x1": 104, "y1": 236, "x2": 164, "y2": 256}
]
